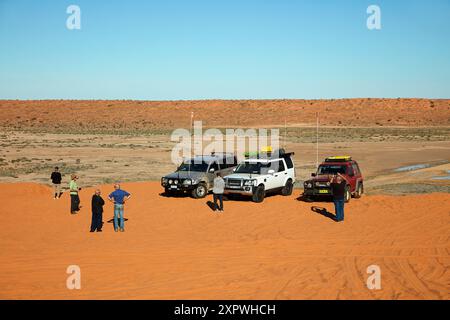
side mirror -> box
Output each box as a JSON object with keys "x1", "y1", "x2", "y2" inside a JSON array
[
  {"x1": 311, "y1": 173, "x2": 316, "y2": 177},
  {"x1": 268, "y1": 169, "x2": 275, "y2": 175}
]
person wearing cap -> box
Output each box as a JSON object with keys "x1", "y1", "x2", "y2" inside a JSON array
[
  {"x1": 50, "y1": 167, "x2": 62, "y2": 199},
  {"x1": 90, "y1": 189, "x2": 104, "y2": 232},
  {"x1": 108, "y1": 183, "x2": 131, "y2": 232},
  {"x1": 69, "y1": 174, "x2": 81, "y2": 214}
]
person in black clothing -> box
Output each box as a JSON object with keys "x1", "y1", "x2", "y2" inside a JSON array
[
  {"x1": 329, "y1": 173, "x2": 347, "y2": 222},
  {"x1": 50, "y1": 167, "x2": 63, "y2": 199},
  {"x1": 90, "y1": 189, "x2": 105, "y2": 232}
]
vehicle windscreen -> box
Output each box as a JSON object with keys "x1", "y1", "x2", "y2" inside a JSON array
[
  {"x1": 235, "y1": 162, "x2": 270, "y2": 174},
  {"x1": 317, "y1": 164, "x2": 347, "y2": 175},
  {"x1": 177, "y1": 161, "x2": 209, "y2": 172}
]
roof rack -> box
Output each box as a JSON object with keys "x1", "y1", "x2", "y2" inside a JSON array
[
  {"x1": 244, "y1": 148, "x2": 294, "y2": 160},
  {"x1": 325, "y1": 156, "x2": 352, "y2": 162}
]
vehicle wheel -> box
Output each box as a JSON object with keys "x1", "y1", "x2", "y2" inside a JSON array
[
  {"x1": 252, "y1": 185, "x2": 265, "y2": 203},
  {"x1": 354, "y1": 183, "x2": 363, "y2": 199},
  {"x1": 281, "y1": 179, "x2": 294, "y2": 196},
  {"x1": 191, "y1": 183, "x2": 207, "y2": 199},
  {"x1": 344, "y1": 186, "x2": 351, "y2": 203}
]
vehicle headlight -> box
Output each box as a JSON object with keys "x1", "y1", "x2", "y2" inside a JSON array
[
  {"x1": 168, "y1": 179, "x2": 173, "y2": 184},
  {"x1": 315, "y1": 181, "x2": 320, "y2": 187},
  {"x1": 244, "y1": 179, "x2": 256, "y2": 186},
  {"x1": 326, "y1": 181, "x2": 331, "y2": 186},
  {"x1": 162, "y1": 177, "x2": 168, "y2": 184},
  {"x1": 183, "y1": 179, "x2": 192, "y2": 185},
  {"x1": 305, "y1": 182, "x2": 312, "y2": 188},
  {"x1": 174, "y1": 179, "x2": 179, "y2": 184}
]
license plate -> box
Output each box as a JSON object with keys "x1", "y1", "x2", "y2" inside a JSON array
[
  {"x1": 319, "y1": 189, "x2": 329, "y2": 194},
  {"x1": 170, "y1": 185, "x2": 178, "y2": 189}
]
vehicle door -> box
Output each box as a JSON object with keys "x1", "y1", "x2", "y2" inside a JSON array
[
  {"x1": 345, "y1": 164, "x2": 357, "y2": 191},
  {"x1": 267, "y1": 160, "x2": 286, "y2": 190}
]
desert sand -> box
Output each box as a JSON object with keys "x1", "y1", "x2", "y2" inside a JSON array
[{"x1": 0, "y1": 182, "x2": 448, "y2": 300}]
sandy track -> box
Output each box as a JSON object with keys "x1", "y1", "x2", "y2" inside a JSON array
[{"x1": 0, "y1": 182, "x2": 448, "y2": 299}]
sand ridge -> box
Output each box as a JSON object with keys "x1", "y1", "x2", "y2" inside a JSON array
[{"x1": 0, "y1": 99, "x2": 449, "y2": 132}]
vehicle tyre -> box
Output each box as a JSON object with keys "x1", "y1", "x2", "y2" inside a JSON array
[
  {"x1": 354, "y1": 183, "x2": 363, "y2": 199},
  {"x1": 252, "y1": 185, "x2": 265, "y2": 203},
  {"x1": 191, "y1": 183, "x2": 207, "y2": 199},
  {"x1": 281, "y1": 179, "x2": 294, "y2": 196},
  {"x1": 344, "y1": 185, "x2": 351, "y2": 203}
]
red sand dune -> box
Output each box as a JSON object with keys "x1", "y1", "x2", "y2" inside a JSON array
[
  {"x1": 0, "y1": 99, "x2": 449, "y2": 131},
  {"x1": 0, "y1": 182, "x2": 448, "y2": 299}
]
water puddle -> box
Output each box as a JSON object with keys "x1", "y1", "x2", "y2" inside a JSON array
[
  {"x1": 393, "y1": 164, "x2": 431, "y2": 172},
  {"x1": 432, "y1": 170, "x2": 450, "y2": 180}
]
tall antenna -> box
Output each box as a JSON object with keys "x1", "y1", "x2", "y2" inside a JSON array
[
  {"x1": 189, "y1": 111, "x2": 194, "y2": 175},
  {"x1": 316, "y1": 112, "x2": 319, "y2": 169},
  {"x1": 284, "y1": 118, "x2": 287, "y2": 148}
]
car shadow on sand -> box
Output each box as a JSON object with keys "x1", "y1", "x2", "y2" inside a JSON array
[
  {"x1": 296, "y1": 194, "x2": 334, "y2": 203},
  {"x1": 311, "y1": 206, "x2": 337, "y2": 221},
  {"x1": 159, "y1": 191, "x2": 190, "y2": 198}
]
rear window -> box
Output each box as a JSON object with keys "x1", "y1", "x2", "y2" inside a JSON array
[
  {"x1": 317, "y1": 164, "x2": 346, "y2": 175},
  {"x1": 283, "y1": 156, "x2": 294, "y2": 169}
]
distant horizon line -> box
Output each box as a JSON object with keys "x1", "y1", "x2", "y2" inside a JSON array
[{"x1": 1, "y1": 97, "x2": 449, "y2": 102}]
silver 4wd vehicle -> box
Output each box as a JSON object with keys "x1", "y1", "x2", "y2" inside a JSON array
[
  {"x1": 224, "y1": 149, "x2": 295, "y2": 203},
  {"x1": 161, "y1": 153, "x2": 237, "y2": 199}
]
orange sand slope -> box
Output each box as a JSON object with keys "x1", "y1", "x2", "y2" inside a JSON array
[{"x1": 0, "y1": 182, "x2": 448, "y2": 300}]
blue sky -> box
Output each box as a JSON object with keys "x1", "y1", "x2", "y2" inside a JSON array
[{"x1": 0, "y1": 0, "x2": 449, "y2": 100}]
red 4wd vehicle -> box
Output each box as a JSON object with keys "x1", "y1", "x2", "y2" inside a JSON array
[{"x1": 303, "y1": 156, "x2": 363, "y2": 202}]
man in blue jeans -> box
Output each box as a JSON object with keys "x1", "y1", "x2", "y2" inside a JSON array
[
  {"x1": 329, "y1": 173, "x2": 347, "y2": 222},
  {"x1": 108, "y1": 184, "x2": 132, "y2": 232}
]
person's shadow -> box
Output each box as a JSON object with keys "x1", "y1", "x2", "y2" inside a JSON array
[
  {"x1": 206, "y1": 201, "x2": 217, "y2": 212},
  {"x1": 107, "y1": 218, "x2": 129, "y2": 223},
  {"x1": 311, "y1": 206, "x2": 337, "y2": 221}
]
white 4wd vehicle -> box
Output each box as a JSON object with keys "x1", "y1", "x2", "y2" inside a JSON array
[{"x1": 224, "y1": 150, "x2": 295, "y2": 203}]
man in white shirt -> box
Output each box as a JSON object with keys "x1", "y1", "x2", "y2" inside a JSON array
[{"x1": 212, "y1": 173, "x2": 225, "y2": 212}]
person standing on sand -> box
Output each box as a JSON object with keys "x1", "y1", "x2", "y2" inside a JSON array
[
  {"x1": 329, "y1": 173, "x2": 347, "y2": 222},
  {"x1": 90, "y1": 189, "x2": 104, "y2": 232},
  {"x1": 50, "y1": 167, "x2": 62, "y2": 199},
  {"x1": 213, "y1": 172, "x2": 225, "y2": 212},
  {"x1": 108, "y1": 184, "x2": 131, "y2": 232},
  {"x1": 69, "y1": 174, "x2": 81, "y2": 214}
]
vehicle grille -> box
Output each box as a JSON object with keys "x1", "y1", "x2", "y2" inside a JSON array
[
  {"x1": 227, "y1": 179, "x2": 242, "y2": 187},
  {"x1": 316, "y1": 183, "x2": 329, "y2": 187}
]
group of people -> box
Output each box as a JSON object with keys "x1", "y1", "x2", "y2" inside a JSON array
[
  {"x1": 50, "y1": 167, "x2": 132, "y2": 232},
  {"x1": 50, "y1": 167, "x2": 347, "y2": 232}
]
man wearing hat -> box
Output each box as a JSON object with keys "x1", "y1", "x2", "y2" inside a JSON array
[{"x1": 69, "y1": 174, "x2": 81, "y2": 214}]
